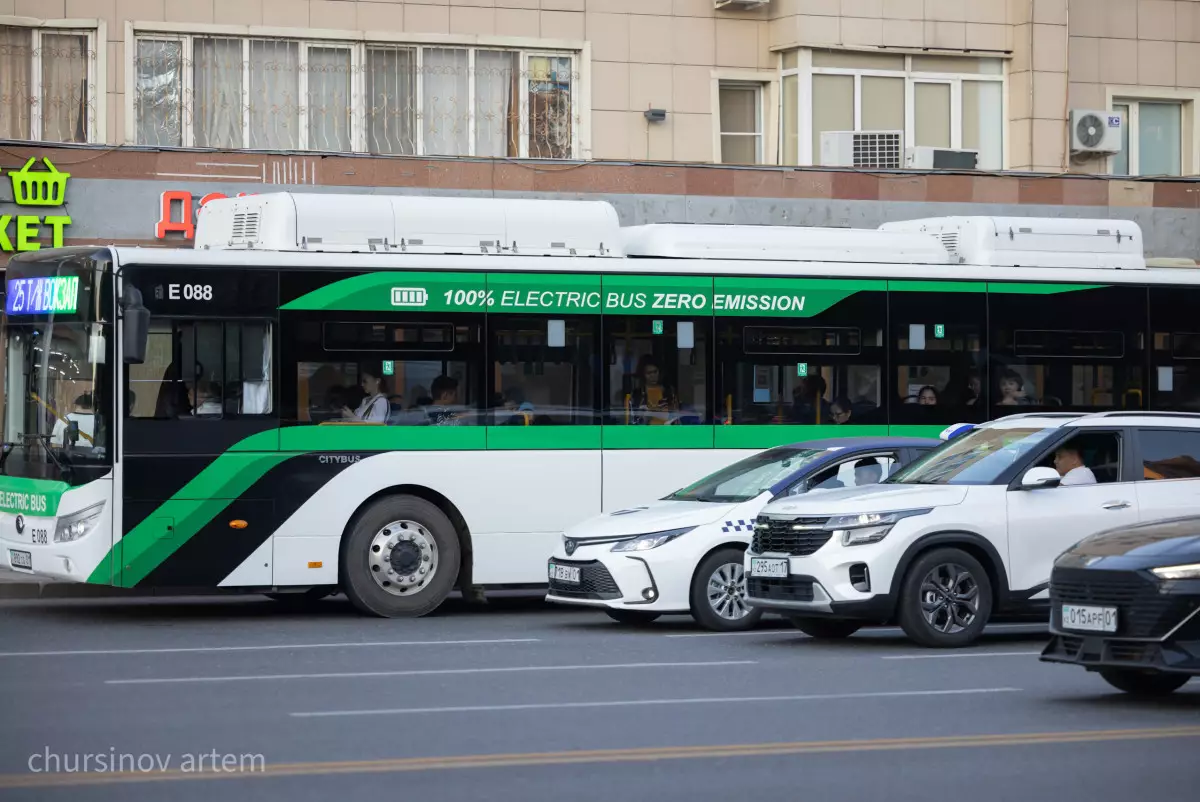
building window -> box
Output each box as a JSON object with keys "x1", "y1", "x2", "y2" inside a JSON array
[
  {"x1": 784, "y1": 49, "x2": 1004, "y2": 170},
  {"x1": 718, "y1": 81, "x2": 764, "y2": 164},
  {"x1": 133, "y1": 33, "x2": 579, "y2": 158},
  {"x1": 0, "y1": 24, "x2": 98, "y2": 144},
  {"x1": 1112, "y1": 100, "x2": 1183, "y2": 177}
]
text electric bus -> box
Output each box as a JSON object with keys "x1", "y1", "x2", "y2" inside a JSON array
[{"x1": 2, "y1": 193, "x2": 1197, "y2": 617}]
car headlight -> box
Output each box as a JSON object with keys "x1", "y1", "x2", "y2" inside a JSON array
[
  {"x1": 1151, "y1": 563, "x2": 1200, "y2": 580},
  {"x1": 610, "y1": 527, "x2": 696, "y2": 552},
  {"x1": 53, "y1": 502, "x2": 105, "y2": 543},
  {"x1": 828, "y1": 509, "x2": 932, "y2": 547}
]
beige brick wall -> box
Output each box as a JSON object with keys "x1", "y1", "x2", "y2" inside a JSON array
[
  {"x1": 3, "y1": 0, "x2": 1196, "y2": 173},
  {"x1": 1068, "y1": 0, "x2": 1200, "y2": 175}
]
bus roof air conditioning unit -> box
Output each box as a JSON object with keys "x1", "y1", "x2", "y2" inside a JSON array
[
  {"x1": 905, "y1": 146, "x2": 978, "y2": 170},
  {"x1": 819, "y1": 131, "x2": 903, "y2": 169},
  {"x1": 1070, "y1": 109, "x2": 1123, "y2": 155},
  {"x1": 714, "y1": 0, "x2": 769, "y2": 9}
]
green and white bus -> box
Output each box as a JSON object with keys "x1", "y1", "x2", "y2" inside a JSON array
[{"x1": 2, "y1": 193, "x2": 1197, "y2": 616}]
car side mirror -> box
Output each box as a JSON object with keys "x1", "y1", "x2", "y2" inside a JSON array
[{"x1": 1020, "y1": 466, "x2": 1061, "y2": 490}]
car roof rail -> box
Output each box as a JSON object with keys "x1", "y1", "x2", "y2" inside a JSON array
[
  {"x1": 988, "y1": 412, "x2": 1086, "y2": 422},
  {"x1": 1081, "y1": 411, "x2": 1200, "y2": 420}
]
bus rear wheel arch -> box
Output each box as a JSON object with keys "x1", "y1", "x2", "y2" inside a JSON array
[{"x1": 340, "y1": 494, "x2": 462, "y2": 618}]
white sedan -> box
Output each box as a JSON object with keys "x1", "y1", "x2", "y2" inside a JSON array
[{"x1": 545, "y1": 436, "x2": 939, "y2": 630}]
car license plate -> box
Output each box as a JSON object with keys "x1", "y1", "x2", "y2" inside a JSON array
[
  {"x1": 1061, "y1": 604, "x2": 1118, "y2": 633},
  {"x1": 9, "y1": 549, "x2": 32, "y2": 571},
  {"x1": 548, "y1": 563, "x2": 580, "y2": 584},
  {"x1": 750, "y1": 558, "x2": 788, "y2": 578}
]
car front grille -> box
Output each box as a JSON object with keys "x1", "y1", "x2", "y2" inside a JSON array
[
  {"x1": 747, "y1": 576, "x2": 815, "y2": 603},
  {"x1": 1051, "y1": 567, "x2": 1198, "y2": 639},
  {"x1": 751, "y1": 516, "x2": 833, "y2": 556},
  {"x1": 547, "y1": 560, "x2": 622, "y2": 601}
]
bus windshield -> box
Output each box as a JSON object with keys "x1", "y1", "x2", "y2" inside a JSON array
[
  {"x1": 666, "y1": 447, "x2": 827, "y2": 503},
  {"x1": 887, "y1": 427, "x2": 1056, "y2": 486},
  {"x1": 1, "y1": 252, "x2": 112, "y2": 485}
]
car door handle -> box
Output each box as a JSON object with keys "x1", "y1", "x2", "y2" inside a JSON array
[{"x1": 1102, "y1": 500, "x2": 1131, "y2": 510}]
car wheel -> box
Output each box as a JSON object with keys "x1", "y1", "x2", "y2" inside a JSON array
[
  {"x1": 690, "y1": 547, "x2": 764, "y2": 632},
  {"x1": 1099, "y1": 669, "x2": 1191, "y2": 696},
  {"x1": 604, "y1": 609, "x2": 661, "y2": 625},
  {"x1": 897, "y1": 547, "x2": 993, "y2": 648},
  {"x1": 787, "y1": 616, "x2": 861, "y2": 639},
  {"x1": 340, "y1": 495, "x2": 460, "y2": 618}
]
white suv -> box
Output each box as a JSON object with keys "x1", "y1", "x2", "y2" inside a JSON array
[{"x1": 745, "y1": 412, "x2": 1200, "y2": 648}]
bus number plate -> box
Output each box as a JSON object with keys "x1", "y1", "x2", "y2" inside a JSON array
[{"x1": 9, "y1": 550, "x2": 32, "y2": 571}]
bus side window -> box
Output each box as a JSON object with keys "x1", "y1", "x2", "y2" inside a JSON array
[
  {"x1": 603, "y1": 316, "x2": 710, "y2": 425},
  {"x1": 126, "y1": 320, "x2": 274, "y2": 419},
  {"x1": 488, "y1": 315, "x2": 599, "y2": 426}
]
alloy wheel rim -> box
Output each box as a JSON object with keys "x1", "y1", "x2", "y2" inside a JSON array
[
  {"x1": 919, "y1": 562, "x2": 979, "y2": 635},
  {"x1": 368, "y1": 520, "x2": 438, "y2": 597},
  {"x1": 707, "y1": 562, "x2": 751, "y2": 620}
]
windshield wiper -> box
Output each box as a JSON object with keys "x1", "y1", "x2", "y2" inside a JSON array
[{"x1": 19, "y1": 433, "x2": 71, "y2": 482}]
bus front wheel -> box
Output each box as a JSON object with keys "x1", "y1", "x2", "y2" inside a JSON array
[{"x1": 341, "y1": 495, "x2": 462, "y2": 618}]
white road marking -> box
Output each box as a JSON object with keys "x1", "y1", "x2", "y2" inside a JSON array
[
  {"x1": 0, "y1": 638, "x2": 540, "y2": 658},
  {"x1": 291, "y1": 687, "x2": 1022, "y2": 718},
  {"x1": 882, "y1": 651, "x2": 1042, "y2": 660},
  {"x1": 106, "y1": 660, "x2": 758, "y2": 686}
]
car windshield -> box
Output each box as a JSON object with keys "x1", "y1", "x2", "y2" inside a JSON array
[
  {"x1": 887, "y1": 427, "x2": 1056, "y2": 486},
  {"x1": 666, "y1": 447, "x2": 828, "y2": 503}
]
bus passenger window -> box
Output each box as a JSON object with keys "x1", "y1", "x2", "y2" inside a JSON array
[
  {"x1": 488, "y1": 316, "x2": 598, "y2": 425},
  {"x1": 127, "y1": 320, "x2": 274, "y2": 419},
  {"x1": 715, "y1": 287, "x2": 885, "y2": 427},
  {"x1": 989, "y1": 286, "x2": 1147, "y2": 415},
  {"x1": 889, "y1": 290, "x2": 985, "y2": 426},
  {"x1": 285, "y1": 317, "x2": 484, "y2": 426},
  {"x1": 1150, "y1": 288, "x2": 1200, "y2": 414},
  {"x1": 603, "y1": 317, "x2": 709, "y2": 425}
]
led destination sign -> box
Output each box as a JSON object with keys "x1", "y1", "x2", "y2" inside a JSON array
[{"x1": 5, "y1": 275, "x2": 80, "y2": 315}]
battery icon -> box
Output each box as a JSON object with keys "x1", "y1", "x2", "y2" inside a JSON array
[{"x1": 391, "y1": 287, "x2": 428, "y2": 307}]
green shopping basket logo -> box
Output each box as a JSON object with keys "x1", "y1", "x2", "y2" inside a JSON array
[{"x1": 9, "y1": 157, "x2": 70, "y2": 207}]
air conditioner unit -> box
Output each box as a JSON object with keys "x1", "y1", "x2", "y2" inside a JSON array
[
  {"x1": 715, "y1": 0, "x2": 769, "y2": 8},
  {"x1": 1071, "y1": 109, "x2": 1123, "y2": 155},
  {"x1": 820, "y1": 130, "x2": 903, "y2": 169},
  {"x1": 905, "y1": 146, "x2": 979, "y2": 170}
]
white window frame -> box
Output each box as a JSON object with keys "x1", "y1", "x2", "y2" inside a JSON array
[
  {"x1": 1105, "y1": 87, "x2": 1199, "y2": 177},
  {"x1": 713, "y1": 77, "x2": 773, "y2": 166},
  {"x1": 784, "y1": 48, "x2": 1005, "y2": 168},
  {"x1": 0, "y1": 16, "x2": 104, "y2": 144},
  {"x1": 127, "y1": 24, "x2": 583, "y2": 159}
]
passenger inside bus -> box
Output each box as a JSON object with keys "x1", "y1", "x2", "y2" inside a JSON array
[
  {"x1": 52, "y1": 393, "x2": 95, "y2": 445},
  {"x1": 427, "y1": 375, "x2": 461, "y2": 425},
  {"x1": 341, "y1": 370, "x2": 389, "y2": 423},
  {"x1": 918, "y1": 386, "x2": 938, "y2": 406},
  {"x1": 830, "y1": 397, "x2": 855, "y2": 424},
  {"x1": 629, "y1": 355, "x2": 678, "y2": 424},
  {"x1": 998, "y1": 369, "x2": 1029, "y2": 405},
  {"x1": 791, "y1": 375, "x2": 832, "y2": 424},
  {"x1": 190, "y1": 381, "x2": 223, "y2": 416}
]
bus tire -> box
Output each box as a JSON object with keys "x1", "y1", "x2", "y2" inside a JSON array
[{"x1": 341, "y1": 495, "x2": 461, "y2": 618}]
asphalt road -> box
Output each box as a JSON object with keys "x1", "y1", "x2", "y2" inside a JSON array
[{"x1": 0, "y1": 594, "x2": 1196, "y2": 801}]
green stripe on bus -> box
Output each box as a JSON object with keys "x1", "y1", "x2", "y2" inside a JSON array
[
  {"x1": 0, "y1": 476, "x2": 69, "y2": 517},
  {"x1": 89, "y1": 451, "x2": 291, "y2": 587},
  {"x1": 888, "y1": 280, "x2": 986, "y2": 293},
  {"x1": 281, "y1": 271, "x2": 487, "y2": 312},
  {"x1": 486, "y1": 425, "x2": 603, "y2": 450},
  {"x1": 601, "y1": 425, "x2": 715, "y2": 449},
  {"x1": 714, "y1": 425, "x2": 889, "y2": 449},
  {"x1": 986, "y1": 283, "x2": 1106, "y2": 294},
  {"x1": 712, "y1": 277, "x2": 877, "y2": 317},
  {"x1": 278, "y1": 425, "x2": 486, "y2": 451}
]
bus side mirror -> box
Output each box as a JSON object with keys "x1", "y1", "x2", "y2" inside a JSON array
[{"x1": 121, "y1": 285, "x2": 150, "y2": 365}]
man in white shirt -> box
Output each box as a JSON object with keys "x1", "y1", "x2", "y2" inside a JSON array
[
  {"x1": 1054, "y1": 444, "x2": 1097, "y2": 486},
  {"x1": 52, "y1": 394, "x2": 95, "y2": 447}
]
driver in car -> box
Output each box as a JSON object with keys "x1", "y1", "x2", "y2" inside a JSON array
[{"x1": 1054, "y1": 444, "x2": 1097, "y2": 486}]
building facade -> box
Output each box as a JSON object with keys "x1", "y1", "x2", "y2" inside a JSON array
[{"x1": 0, "y1": 1, "x2": 1198, "y2": 263}]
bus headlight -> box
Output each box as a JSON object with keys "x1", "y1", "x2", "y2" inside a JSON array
[
  {"x1": 829, "y1": 509, "x2": 931, "y2": 547},
  {"x1": 611, "y1": 527, "x2": 696, "y2": 552},
  {"x1": 54, "y1": 502, "x2": 105, "y2": 543}
]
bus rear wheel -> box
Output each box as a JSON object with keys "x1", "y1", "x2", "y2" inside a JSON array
[{"x1": 341, "y1": 495, "x2": 461, "y2": 618}]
